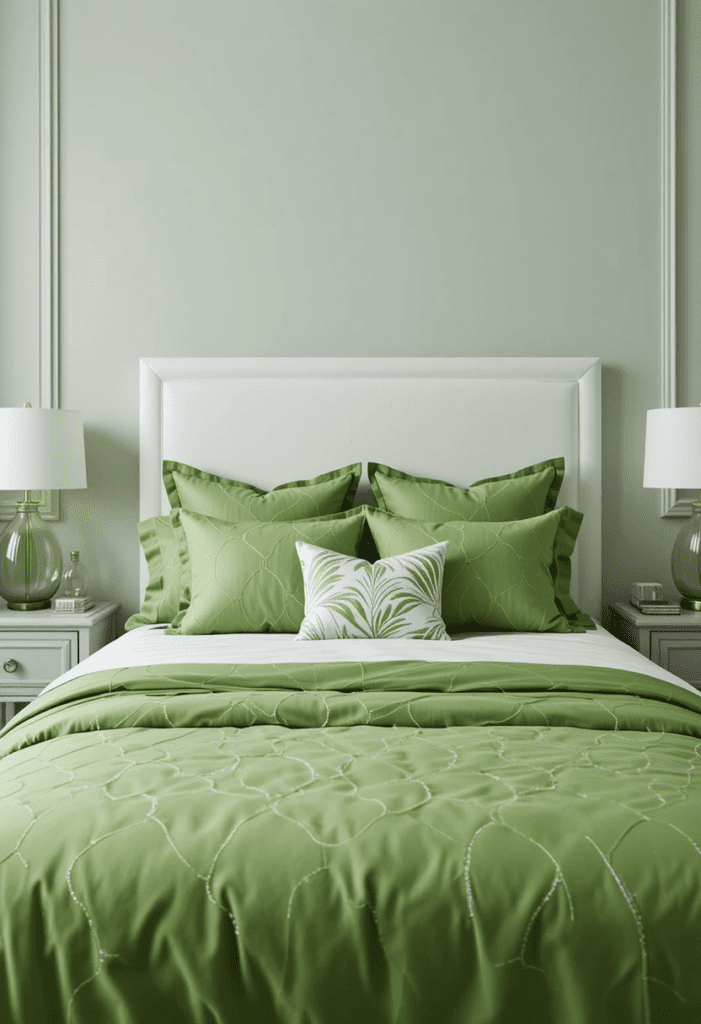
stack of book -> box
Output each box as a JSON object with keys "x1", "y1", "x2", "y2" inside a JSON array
[
  {"x1": 53, "y1": 596, "x2": 95, "y2": 614},
  {"x1": 629, "y1": 598, "x2": 681, "y2": 615}
]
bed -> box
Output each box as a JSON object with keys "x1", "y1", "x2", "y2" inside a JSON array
[{"x1": 1, "y1": 356, "x2": 701, "y2": 1024}]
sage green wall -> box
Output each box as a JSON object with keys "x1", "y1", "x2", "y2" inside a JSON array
[{"x1": 1, "y1": 1, "x2": 699, "y2": 626}]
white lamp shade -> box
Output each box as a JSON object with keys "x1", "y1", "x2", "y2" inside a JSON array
[
  {"x1": 643, "y1": 406, "x2": 701, "y2": 489},
  {"x1": 0, "y1": 407, "x2": 87, "y2": 491}
]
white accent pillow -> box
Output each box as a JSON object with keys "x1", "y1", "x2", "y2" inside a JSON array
[{"x1": 295, "y1": 540, "x2": 450, "y2": 640}]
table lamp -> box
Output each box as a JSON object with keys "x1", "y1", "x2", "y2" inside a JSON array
[
  {"x1": 643, "y1": 405, "x2": 701, "y2": 610},
  {"x1": 0, "y1": 404, "x2": 87, "y2": 610}
]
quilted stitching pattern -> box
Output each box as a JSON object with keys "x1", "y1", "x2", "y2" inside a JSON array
[
  {"x1": 369, "y1": 457, "x2": 564, "y2": 521},
  {"x1": 1, "y1": 661, "x2": 701, "y2": 1023},
  {"x1": 368, "y1": 506, "x2": 593, "y2": 632},
  {"x1": 168, "y1": 508, "x2": 365, "y2": 634}
]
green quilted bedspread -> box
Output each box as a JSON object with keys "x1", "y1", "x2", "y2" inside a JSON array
[{"x1": 1, "y1": 660, "x2": 701, "y2": 1024}]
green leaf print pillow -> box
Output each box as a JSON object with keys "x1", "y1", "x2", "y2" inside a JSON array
[{"x1": 295, "y1": 541, "x2": 450, "y2": 640}]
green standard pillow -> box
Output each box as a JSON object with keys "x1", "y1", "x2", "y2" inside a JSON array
[
  {"x1": 368, "y1": 458, "x2": 564, "y2": 522},
  {"x1": 366, "y1": 506, "x2": 594, "y2": 634},
  {"x1": 163, "y1": 461, "x2": 362, "y2": 520},
  {"x1": 167, "y1": 507, "x2": 366, "y2": 635},
  {"x1": 125, "y1": 516, "x2": 182, "y2": 630},
  {"x1": 295, "y1": 541, "x2": 450, "y2": 641}
]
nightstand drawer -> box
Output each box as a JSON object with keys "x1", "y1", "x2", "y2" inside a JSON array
[
  {"x1": 650, "y1": 632, "x2": 701, "y2": 687},
  {"x1": 0, "y1": 633, "x2": 75, "y2": 696}
]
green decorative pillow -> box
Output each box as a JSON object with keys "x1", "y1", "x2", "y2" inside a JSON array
[
  {"x1": 295, "y1": 541, "x2": 450, "y2": 641},
  {"x1": 368, "y1": 458, "x2": 564, "y2": 522},
  {"x1": 366, "y1": 506, "x2": 594, "y2": 633},
  {"x1": 163, "y1": 461, "x2": 362, "y2": 520},
  {"x1": 167, "y1": 507, "x2": 366, "y2": 635},
  {"x1": 125, "y1": 516, "x2": 182, "y2": 630}
]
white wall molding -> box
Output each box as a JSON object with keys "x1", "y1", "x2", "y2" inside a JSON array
[
  {"x1": 39, "y1": 0, "x2": 60, "y2": 520},
  {"x1": 1, "y1": 0, "x2": 60, "y2": 522},
  {"x1": 659, "y1": 0, "x2": 690, "y2": 518},
  {"x1": 40, "y1": 0, "x2": 59, "y2": 414}
]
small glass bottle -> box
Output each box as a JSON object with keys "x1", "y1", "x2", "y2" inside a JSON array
[{"x1": 62, "y1": 550, "x2": 89, "y2": 598}]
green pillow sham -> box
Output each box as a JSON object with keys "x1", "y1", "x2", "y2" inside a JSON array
[
  {"x1": 127, "y1": 462, "x2": 363, "y2": 630},
  {"x1": 366, "y1": 506, "x2": 594, "y2": 634},
  {"x1": 163, "y1": 461, "x2": 362, "y2": 520},
  {"x1": 368, "y1": 457, "x2": 564, "y2": 522},
  {"x1": 125, "y1": 516, "x2": 182, "y2": 630},
  {"x1": 167, "y1": 507, "x2": 366, "y2": 635}
]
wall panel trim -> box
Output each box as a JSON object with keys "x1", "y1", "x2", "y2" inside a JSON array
[
  {"x1": 660, "y1": 0, "x2": 688, "y2": 518},
  {"x1": 1, "y1": 0, "x2": 60, "y2": 521}
]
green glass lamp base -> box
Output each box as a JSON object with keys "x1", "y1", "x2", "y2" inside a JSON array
[
  {"x1": 671, "y1": 501, "x2": 701, "y2": 614},
  {"x1": 0, "y1": 501, "x2": 62, "y2": 611},
  {"x1": 6, "y1": 598, "x2": 52, "y2": 611}
]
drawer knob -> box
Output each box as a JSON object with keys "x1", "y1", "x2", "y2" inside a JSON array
[{"x1": 3, "y1": 659, "x2": 18, "y2": 674}]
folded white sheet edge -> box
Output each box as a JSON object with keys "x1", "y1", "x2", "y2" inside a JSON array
[{"x1": 40, "y1": 622, "x2": 698, "y2": 697}]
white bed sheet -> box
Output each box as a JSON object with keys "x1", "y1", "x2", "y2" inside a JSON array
[{"x1": 42, "y1": 622, "x2": 699, "y2": 696}]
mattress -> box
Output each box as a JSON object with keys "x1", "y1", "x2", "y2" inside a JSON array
[{"x1": 2, "y1": 624, "x2": 701, "y2": 1023}]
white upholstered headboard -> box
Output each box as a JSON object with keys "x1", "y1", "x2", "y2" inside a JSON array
[{"x1": 140, "y1": 357, "x2": 602, "y2": 618}]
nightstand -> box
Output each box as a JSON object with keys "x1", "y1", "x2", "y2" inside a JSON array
[
  {"x1": 0, "y1": 601, "x2": 119, "y2": 725},
  {"x1": 605, "y1": 601, "x2": 701, "y2": 690}
]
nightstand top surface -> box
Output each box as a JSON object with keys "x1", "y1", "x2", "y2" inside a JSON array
[
  {"x1": 0, "y1": 601, "x2": 119, "y2": 628},
  {"x1": 609, "y1": 601, "x2": 701, "y2": 629}
]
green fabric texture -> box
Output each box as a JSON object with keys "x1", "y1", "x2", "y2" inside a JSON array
[
  {"x1": 295, "y1": 540, "x2": 450, "y2": 640},
  {"x1": 127, "y1": 463, "x2": 363, "y2": 631},
  {"x1": 163, "y1": 459, "x2": 362, "y2": 519},
  {"x1": 367, "y1": 506, "x2": 593, "y2": 633},
  {"x1": 168, "y1": 507, "x2": 366, "y2": 634},
  {"x1": 2, "y1": 660, "x2": 701, "y2": 1024},
  {"x1": 124, "y1": 515, "x2": 182, "y2": 630},
  {"x1": 368, "y1": 457, "x2": 564, "y2": 521}
]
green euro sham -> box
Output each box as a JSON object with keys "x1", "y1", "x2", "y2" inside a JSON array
[
  {"x1": 164, "y1": 460, "x2": 362, "y2": 520},
  {"x1": 368, "y1": 457, "x2": 564, "y2": 521},
  {"x1": 124, "y1": 515, "x2": 182, "y2": 630},
  {"x1": 168, "y1": 507, "x2": 366, "y2": 635},
  {"x1": 367, "y1": 506, "x2": 594, "y2": 633}
]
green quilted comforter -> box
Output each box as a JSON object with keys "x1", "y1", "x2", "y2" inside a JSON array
[{"x1": 1, "y1": 660, "x2": 701, "y2": 1024}]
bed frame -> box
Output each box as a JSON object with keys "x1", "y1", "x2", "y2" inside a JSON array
[{"x1": 139, "y1": 357, "x2": 602, "y2": 618}]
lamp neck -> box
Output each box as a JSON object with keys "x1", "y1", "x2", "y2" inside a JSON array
[{"x1": 15, "y1": 491, "x2": 40, "y2": 513}]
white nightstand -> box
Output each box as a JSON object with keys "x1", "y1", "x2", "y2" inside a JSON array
[
  {"x1": 0, "y1": 601, "x2": 119, "y2": 725},
  {"x1": 605, "y1": 601, "x2": 701, "y2": 690}
]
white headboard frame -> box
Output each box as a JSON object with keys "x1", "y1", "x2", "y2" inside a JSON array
[{"x1": 140, "y1": 356, "x2": 602, "y2": 618}]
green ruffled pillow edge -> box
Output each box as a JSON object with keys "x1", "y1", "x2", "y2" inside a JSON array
[
  {"x1": 163, "y1": 460, "x2": 363, "y2": 513},
  {"x1": 125, "y1": 515, "x2": 181, "y2": 630},
  {"x1": 368, "y1": 457, "x2": 565, "y2": 518}
]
